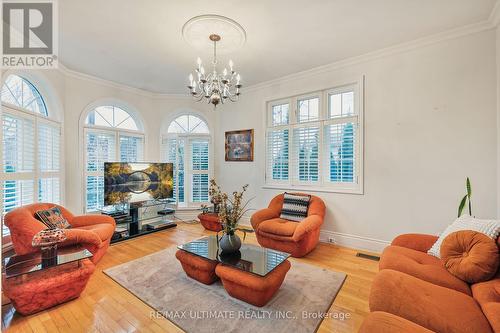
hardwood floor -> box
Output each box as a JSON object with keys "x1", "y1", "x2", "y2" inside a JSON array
[{"x1": 2, "y1": 222, "x2": 379, "y2": 333}]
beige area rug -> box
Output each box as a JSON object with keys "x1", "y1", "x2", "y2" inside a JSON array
[{"x1": 104, "y1": 247, "x2": 346, "y2": 333}]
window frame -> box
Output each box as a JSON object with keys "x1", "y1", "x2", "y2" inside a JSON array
[
  {"x1": 1, "y1": 88, "x2": 64, "y2": 234},
  {"x1": 161, "y1": 114, "x2": 212, "y2": 207},
  {"x1": 82, "y1": 106, "x2": 144, "y2": 212},
  {"x1": 264, "y1": 78, "x2": 364, "y2": 194}
]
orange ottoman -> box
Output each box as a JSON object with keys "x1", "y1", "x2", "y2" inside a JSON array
[
  {"x1": 3, "y1": 259, "x2": 95, "y2": 315},
  {"x1": 198, "y1": 213, "x2": 222, "y2": 232},
  {"x1": 175, "y1": 250, "x2": 219, "y2": 285},
  {"x1": 215, "y1": 260, "x2": 291, "y2": 307}
]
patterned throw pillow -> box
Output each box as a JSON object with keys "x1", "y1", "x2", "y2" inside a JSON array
[
  {"x1": 427, "y1": 215, "x2": 500, "y2": 258},
  {"x1": 280, "y1": 193, "x2": 311, "y2": 222},
  {"x1": 35, "y1": 207, "x2": 71, "y2": 229}
]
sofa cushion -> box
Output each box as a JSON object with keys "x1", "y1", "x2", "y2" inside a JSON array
[
  {"x1": 379, "y1": 245, "x2": 471, "y2": 295},
  {"x1": 440, "y1": 231, "x2": 499, "y2": 283},
  {"x1": 35, "y1": 207, "x2": 71, "y2": 229},
  {"x1": 370, "y1": 269, "x2": 493, "y2": 333},
  {"x1": 76, "y1": 223, "x2": 115, "y2": 241},
  {"x1": 359, "y1": 311, "x2": 434, "y2": 333},
  {"x1": 428, "y1": 215, "x2": 500, "y2": 258},
  {"x1": 279, "y1": 193, "x2": 311, "y2": 222},
  {"x1": 471, "y1": 275, "x2": 500, "y2": 333},
  {"x1": 257, "y1": 218, "x2": 298, "y2": 237}
]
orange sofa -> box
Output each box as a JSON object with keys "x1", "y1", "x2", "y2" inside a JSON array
[
  {"x1": 360, "y1": 233, "x2": 500, "y2": 333},
  {"x1": 251, "y1": 193, "x2": 325, "y2": 257},
  {"x1": 4, "y1": 203, "x2": 116, "y2": 263}
]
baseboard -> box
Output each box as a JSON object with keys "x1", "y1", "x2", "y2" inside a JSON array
[
  {"x1": 320, "y1": 230, "x2": 389, "y2": 254},
  {"x1": 239, "y1": 216, "x2": 389, "y2": 254}
]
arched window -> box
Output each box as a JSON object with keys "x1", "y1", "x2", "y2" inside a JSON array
[
  {"x1": 1, "y1": 75, "x2": 61, "y2": 233},
  {"x1": 161, "y1": 115, "x2": 210, "y2": 205},
  {"x1": 84, "y1": 105, "x2": 144, "y2": 211}
]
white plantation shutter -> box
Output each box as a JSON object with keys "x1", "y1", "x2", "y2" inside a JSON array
[
  {"x1": 191, "y1": 138, "x2": 209, "y2": 202},
  {"x1": 85, "y1": 130, "x2": 116, "y2": 211},
  {"x1": 38, "y1": 178, "x2": 60, "y2": 203},
  {"x1": 161, "y1": 136, "x2": 185, "y2": 203},
  {"x1": 120, "y1": 135, "x2": 144, "y2": 162},
  {"x1": 3, "y1": 114, "x2": 35, "y2": 173},
  {"x1": 2, "y1": 113, "x2": 36, "y2": 216},
  {"x1": 265, "y1": 81, "x2": 363, "y2": 193},
  {"x1": 2, "y1": 180, "x2": 34, "y2": 214},
  {"x1": 266, "y1": 129, "x2": 289, "y2": 182},
  {"x1": 1, "y1": 76, "x2": 62, "y2": 236},
  {"x1": 325, "y1": 121, "x2": 356, "y2": 183},
  {"x1": 292, "y1": 125, "x2": 320, "y2": 183}
]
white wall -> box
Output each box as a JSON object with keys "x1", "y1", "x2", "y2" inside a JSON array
[{"x1": 215, "y1": 29, "x2": 498, "y2": 251}]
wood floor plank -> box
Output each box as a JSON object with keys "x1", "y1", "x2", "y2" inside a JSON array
[{"x1": 2, "y1": 221, "x2": 379, "y2": 333}]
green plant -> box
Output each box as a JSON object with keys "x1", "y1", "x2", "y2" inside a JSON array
[{"x1": 457, "y1": 177, "x2": 472, "y2": 217}]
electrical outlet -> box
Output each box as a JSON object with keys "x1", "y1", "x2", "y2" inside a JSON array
[{"x1": 328, "y1": 236, "x2": 335, "y2": 243}]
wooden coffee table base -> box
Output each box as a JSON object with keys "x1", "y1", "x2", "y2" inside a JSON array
[
  {"x1": 175, "y1": 250, "x2": 219, "y2": 285},
  {"x1": 215, "y1": 260, "x2": 291, "y2": 307}
]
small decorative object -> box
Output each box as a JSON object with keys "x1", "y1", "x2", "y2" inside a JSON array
[
  {"x1": 458, "y1": 177, "x2": 472, "y2": 217},
  {"x1": 225, "y1": 129, "x2": 254, "y2": 161},
  {"x1": 210, "y1": 179, "x2": 253, "y2": 253},
  {"x1": 32, "y1": 229, "x2": 67, "y2": 266},
  {"x1": 200, "y1": 204, "x2": 210, "y2": 214}
]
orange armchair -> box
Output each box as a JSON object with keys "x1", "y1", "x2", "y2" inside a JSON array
[
  {"x1": 4, "y1": 203, "x2": 115, "y2": 263},
  {"x1": 251, "y1": 193, "x2": 326, "y2": 257}
]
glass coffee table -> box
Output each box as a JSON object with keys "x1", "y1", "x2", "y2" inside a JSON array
[{"x1": 176, "y1": 236, "x2": 292, "y2": 306}]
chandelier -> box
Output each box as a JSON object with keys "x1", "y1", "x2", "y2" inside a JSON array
[{"x1": 187, "y1": 34, "x2": 242, "y2": 107}]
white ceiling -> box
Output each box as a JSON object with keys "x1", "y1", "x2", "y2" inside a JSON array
[{"x1": 60, "y1": 0, "x2": 497, "y2": 94}]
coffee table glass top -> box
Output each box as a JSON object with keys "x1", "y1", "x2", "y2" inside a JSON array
[
  {"x1": 178, "y1": 236, "x2": 290, "y2": 276},
  {"x1": 3, "y1": 246, "x2": 93, "y2": 279}
]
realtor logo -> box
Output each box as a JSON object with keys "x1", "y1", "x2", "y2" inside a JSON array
[{"x1": 2, "y1": 0, "x2": 58, "y2": 68}]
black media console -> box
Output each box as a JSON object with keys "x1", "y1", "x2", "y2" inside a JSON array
[{"x1": 106, "y1": 201, "x2": 177, "y2": 243}]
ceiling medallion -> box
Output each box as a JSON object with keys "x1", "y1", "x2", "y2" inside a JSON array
[{"x1": 182, "y1": 15, "x2": 245, "y2": 108}]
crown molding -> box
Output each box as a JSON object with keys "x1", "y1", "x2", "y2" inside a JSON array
[
  {"x1": 57, "y1": 63, "x2": 191, "y2": 100},
  {"x1": 244, "y1": 19, "x2": 496, "y2": 93}
]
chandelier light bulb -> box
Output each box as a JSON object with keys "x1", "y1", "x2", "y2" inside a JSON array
[{"x1": 187, "y1": 34, "x2": 242, "y2": 108}]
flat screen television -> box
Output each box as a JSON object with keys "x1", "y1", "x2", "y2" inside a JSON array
[{"x1": 104, "y1": 162, "x2": 173, "y2": 206}]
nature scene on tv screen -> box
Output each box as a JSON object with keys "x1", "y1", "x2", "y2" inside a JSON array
[{"x1": 104, "y1": 163, "x2": 173, "y2": 205}]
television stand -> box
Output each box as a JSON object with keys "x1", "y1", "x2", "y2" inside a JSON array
[{"x1": 108, "y1": 201, "x2": 177, "y2": 243}]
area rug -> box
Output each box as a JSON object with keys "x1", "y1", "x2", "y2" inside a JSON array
[{"x1": 104, "y1": 247, "x2": 346, "y2": 333}]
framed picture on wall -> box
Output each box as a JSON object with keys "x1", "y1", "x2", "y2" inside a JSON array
[{"x1": 225, "y1": 129, "x2": 254, "y2": 161}]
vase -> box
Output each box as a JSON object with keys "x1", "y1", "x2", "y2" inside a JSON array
[{"x1": 219, "y1": 233, "x2": 241, "y2": 253}]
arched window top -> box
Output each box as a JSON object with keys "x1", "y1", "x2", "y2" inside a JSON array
[
  {"x1": 85, "y1": 105, "x2": 140, "y2": 131},
  {"x1": 1, "y1": 75, "x2": 48, "y2": 116},
  {"x1": 167, "y1": 115, "x2": 209, "y2": 134}
]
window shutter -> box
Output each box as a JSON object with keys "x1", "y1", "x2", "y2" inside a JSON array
[
  {"x1": 2, "y1": 114, "x2": 35, "y2": 173},
  {"x1": 292, "y1": 126, "x2": 320, "y2": 183},
  {"x1": 85, "y1": 130, "x2": 116, "y2": 210},
  {"x1": 38, "y1": 178, "x2": 60, "y2": 203},
  {"x1": 191, "y1": 139, "x2": 209, "y2": 202},
  {"x1": 266, "y1": 129, "x2": 289, "y2": 181},
  {"x1": 120, "y1": 135, "x2": 144, "y2": 162},
  {"x1": 2, "y1": 180, "x2": 34, "y2": 214},
  {"x1": 325, "y1": 122, "x2": 356, "y2": 183},
  {"x1": 38, "y1": 122, "x2": 60, "y2": 172},
  {"x1": 86, "y1": 131, "x2": 116, "y2": 172}
]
